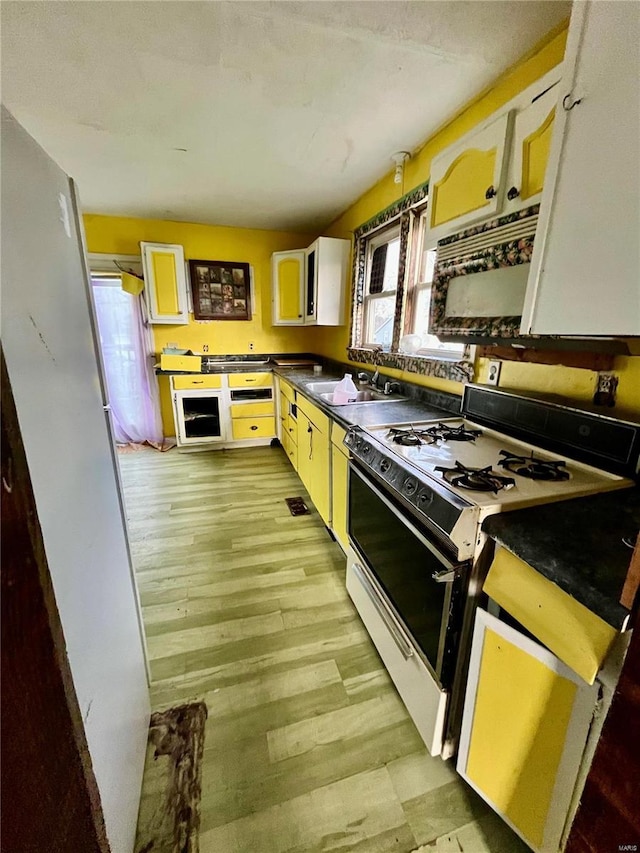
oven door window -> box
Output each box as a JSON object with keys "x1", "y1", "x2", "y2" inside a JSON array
[{"x1": 349, "y1": 466, "x2": 460, "y2": 678}]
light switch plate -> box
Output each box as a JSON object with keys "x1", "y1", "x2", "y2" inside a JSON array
[{"x1": 486, "y1": 360, "x2": 502, "y2": 386}]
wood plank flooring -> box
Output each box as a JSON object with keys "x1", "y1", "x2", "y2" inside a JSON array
[{"x1": 119, "y1": 445, "x2": 528, "y2": 853}]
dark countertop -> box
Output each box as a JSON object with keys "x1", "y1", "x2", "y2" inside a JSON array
[
  {"x1": 272, "y1": 367, "x2": 459, "y2": 429},
  {"x1": 483, "y1": 487, "x2": 640, "y2": 629}
]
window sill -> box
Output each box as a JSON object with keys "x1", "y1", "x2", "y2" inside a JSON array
[{"x1": 347, "y1": 347, "x2": 474, "y2": 382}]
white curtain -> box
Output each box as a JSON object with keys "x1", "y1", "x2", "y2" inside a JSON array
[{"x1": 92, "y1": 278, "x2": 163, "y2": 445}]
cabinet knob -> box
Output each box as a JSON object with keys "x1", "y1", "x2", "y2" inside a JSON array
[
  {"x1": 485, "y1": 185, "x2": 497, "y2": 200},
  {"x1": 507, "y1": 186, "x2": 520, "y2": 201},
  {"x1": 250, "y1": 425, "x2": 258, "y2": 431}
]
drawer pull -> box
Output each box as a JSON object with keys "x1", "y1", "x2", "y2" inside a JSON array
[
  {"x1": 193, "y1": 380, "x2": 203, "y2": 384},
  {"x1": 250, "y1": 425, "x2": 258, "y2": 431}
]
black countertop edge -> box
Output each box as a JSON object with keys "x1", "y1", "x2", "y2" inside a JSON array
[{"x1": 482, "y1": 487, "x2": 640, "y2": 630}]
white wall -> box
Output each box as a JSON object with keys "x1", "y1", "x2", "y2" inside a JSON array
[{"x1": 1, "y1": 107, "x2": 150, "y2": 852}]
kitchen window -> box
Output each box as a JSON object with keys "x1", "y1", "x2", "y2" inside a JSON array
[
  {"x1": 350, "y1": 187, "x2": 470, "y2": 381},
  {"x1": 362, "y1": 224, "x2": 401, "y2": 349}
]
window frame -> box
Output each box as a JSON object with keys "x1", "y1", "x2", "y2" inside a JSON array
[
  {"x1": 361, "y1": 222, "x2": 401, "y2": 350},
  {"x1": 348, "y1": 184, "x2": 473, "y2": 383}
]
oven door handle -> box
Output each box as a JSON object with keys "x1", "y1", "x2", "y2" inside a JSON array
[{"x1": 352, "y1": 562, "x2": 414, "y2": 661}]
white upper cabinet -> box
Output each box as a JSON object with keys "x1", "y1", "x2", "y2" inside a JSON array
[
  {"x1": 521, "y1": 1, "x2": 640, "y2": 336},
  {"x1": 272, "y1": 236, "x2": 350, "y2": 326},
  {"x1": 426, "y1": 112, "x2": 513, "y2": 244},
  {"x1": 140, "y1": 242, "x2": 189, "y2": 324},
  {"x1": 272, "y1": 250, "x2": 305, "y2": 325},
  {"x1": 506, "y1": 77, "x2": 560, "y2": 213}
]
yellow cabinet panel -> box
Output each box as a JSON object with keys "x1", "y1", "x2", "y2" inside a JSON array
[
  {"x1": 231, "y1": 417, "x2": 276, "y2": 440},
  {"x1": 427, "y1": 112, "x2": 512, "y2": 241},
  {"x1": 172, "y1": 375, "x2": 222, "y2": 390},
  {"x1": 282, "y1": 430, "x2": 298, "y2": 471},
  {"x1": 521, "y1": 108, "x2": 555, "y2": 200},
  {"x1": 230, "y1": 401, "x2": 274, "y2": 419},
  {"x1": 160, "y1": 354, "x2": 202, "y2": 372},
  {"x1": 431, "y1": 148, "x2": 496, "y2": 228},
  {"x1": 331, "y1": 421, "x2": 347, "y2": 450},
  {"x1": 296, "y1": 393, "x2": 330, "y2": 435},
  {"x1": 458, "y1": 609, "x2": 599, "y2": 853},
  {"x1": 227, "y1": 372, "x2": 273, "y2": 388},
  {"x1": 280, "y1": 379, "x2": 296, "y2": 405},
  {"x1": 331, "y1": 444, "x2": 349, "y2": 551},
  {"x1": 141, "y1": 242, "x2": 188, "y2": 324},
  {"x1": 272, "y1": 251, "x2": 305, "y2": 325},
  {"x1": 484, "y1": 546, "x2": 616, "y2": 685},
  {"x1": 297, "y1": 411, "x2": 330, "y2": 526}
]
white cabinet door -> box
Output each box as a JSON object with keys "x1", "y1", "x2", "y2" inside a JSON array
[
  {"x1": 506, "y1": 74, "x2": 561, "y2": 213},
  {"x1": 457, "y1": 609, "x2": 599, "y2": 853},
  {"x1": 521, "y1": 1, "x2": 640, "y2": 335},
  {"x1": 272, "y1": 250, "x2": 305, "y2": 325},
  {"x1": 310, "y1": 237, "x2": 350, "y2": 326},
  {"x1": 173, "y1": 389, "x2": 227, "y2": 446},
  {"x1": 141, "y1": 242, "x2": 189, "y2": 324},
  {"x1": 426, "y1": 112, "x2": 513, "y2": 244}
]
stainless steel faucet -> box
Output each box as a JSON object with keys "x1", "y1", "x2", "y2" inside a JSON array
[
  {"x1": 371, "y1": 370, "x2": 380, "y2": 389},
  {"x1": 383, "y1": 381, "x2": 401, "y2": 395}
]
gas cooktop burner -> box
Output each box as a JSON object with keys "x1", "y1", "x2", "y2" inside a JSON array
[
  {"x1": 387, "y1": 427, "x2": 440, "y2": 446},
  {"x1": 498, "y1": 450, "x2": 570, "y2": 481},
  {"x1": 435, "y1": 461, "x2": 516, "y2": 494},
  {"x1": 424, "y1": 423, "x2": 484, "y2": 442}
]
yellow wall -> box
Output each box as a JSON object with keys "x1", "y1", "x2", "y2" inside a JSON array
[
  {"x1": 311, "y1": 21, "x2": 640, "y2": 416},
  {"x1": 84, "y1": 214, "x2": 322, "y2": 434}
]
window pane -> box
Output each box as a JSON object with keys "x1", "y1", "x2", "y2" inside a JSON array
[
  {"x1": 369, "y1": 244, "x2": 388, "y2": 294},
  {"x1": 365, "y1": 295, "x2": 395, "y2": 349},
  {"x1": 420, "y1": 247, "x2": 437, "y2": 284},
  {"x1": 383, "y1": 237, "x2": 400, "y2": 291},
  {"x1": 412, "y1": 284, "x2": 464, "y2": 356}
]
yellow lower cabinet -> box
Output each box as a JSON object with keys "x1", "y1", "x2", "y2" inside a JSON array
[
  {"x1": 297, "y1": 410, "x2": 330, "y2": 526},
  {"x1": 457, "y1": 609, "x2": 600, "y2": 853},
  {"x1": 231, "y1": 417, "x2": 275, "y2": 440},
  {"x1": 330, "y1": 422, "x2": 349, "y2": 551},
  {"x1": 331, "y1": 444, "x2": 348, "y2": 551}
]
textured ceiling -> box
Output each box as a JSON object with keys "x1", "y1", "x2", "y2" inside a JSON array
[{"x1": 1, "y1": 1, "x2": 570, "y2": 232}]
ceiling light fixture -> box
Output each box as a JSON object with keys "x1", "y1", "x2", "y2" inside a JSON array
[{"x1": 391, "y1": 151, "x2": 410, "y2": 184}]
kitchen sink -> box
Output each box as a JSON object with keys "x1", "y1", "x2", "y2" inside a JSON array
[
  {"x1": 319, "y1": 390, "x2": 404, "y2": 406},
  {"x1": 304, "y1": 381, "x2": 342, "y2": 394}
]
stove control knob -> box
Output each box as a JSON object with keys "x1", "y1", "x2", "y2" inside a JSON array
[
  {"x1": 417, "y1": 489, "x2": 434, "y2": 508},
  {"x1": 361, "y1": 443, "x2": 371, "y2": 455},
  {"x1": 402, "y1": 477, "x2": 418, "y2": 496},
  {"x1": 379, "y1": 458, "x2": 391, "y2": 474},
  {"x1": 354, "y1": 437, "x2": 362, "y2": 450}
]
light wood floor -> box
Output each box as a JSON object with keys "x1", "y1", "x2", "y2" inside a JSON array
[{"x1": 120, "y1": 445, "x2": 528, "y2": 853}]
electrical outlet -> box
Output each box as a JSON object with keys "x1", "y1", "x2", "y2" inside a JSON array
[
  {"x1": 248, "y1": 342, "x2": 254, "y2": 351},
  {"x1": 486, "y1": 360, "x2": 502, "y2": 386},
  {"x1": 593, "y1": 373, "x2": 618, "y2": 407},
  {"x1": 203, "y1": 344, "x2": 209, "y2": 352}
]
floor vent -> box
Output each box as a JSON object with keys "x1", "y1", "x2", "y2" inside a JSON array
[{"x1": 285, "y1": 497, "x2": 309, "y2": 516}]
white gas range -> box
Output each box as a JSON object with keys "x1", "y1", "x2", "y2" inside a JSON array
[
  {"x1": 351, "y1": 417, "x2": 632, "y2": 560},
  {"x1": 343, "y1": 385, "x2": 639, "y2": 759}
]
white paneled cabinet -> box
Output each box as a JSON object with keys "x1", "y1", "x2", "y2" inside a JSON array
[
  {"x1": 272, "y1": 236, "x2": 350, "y2": 326},
  {"x1": 521, "y1": 1, "x2": 640, "y2": 336},
  {"x1": 141, "y1": 242, "x2": 189, "y2": 324}
]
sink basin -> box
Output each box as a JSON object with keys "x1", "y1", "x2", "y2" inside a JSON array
[
  {"x1": 319, "y1": 390, "x2": 404, "y2": 406},
  {"x1": 304, "y1": 380, "x2": 341, "y2": 393}
]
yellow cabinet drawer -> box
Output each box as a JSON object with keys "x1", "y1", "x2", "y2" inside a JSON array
[
  {"x1": 230, "y1": 401, "x2": 274, "y2": 419},
  {"x1": 282, "y1": 430, "x2": 298, "y2": 470},
  {"x1": 161, "y1": 354, "x2": 202, "y2": 372},
  {"x1": 284, "y1": 414, "x2": 298, "y2": 444},
  {"x1": 228, "y1": 372, "x2": 273, "y2": 388},
  {"x1": 173, "y1": 375, "x2": 222, "y2": 390},
  {"x1": 279, "y1": 379, "x2": 296, "y2": 404},
  {"x1": 296, "y1": 393, "x2": 329, "y2": 434},
  {"x1": 231, "y1": 416, "x2": 276, "y2": 440}
]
